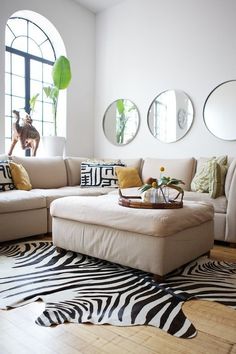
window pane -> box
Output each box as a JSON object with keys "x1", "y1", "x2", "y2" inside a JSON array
[
  {"x1": 28, "y1": 22, "x2": 46, "y2": 46},
  {"x1": 7, "y1": 18, "x2": 27, "y2": 37},
  {"x1": 12, "y1": 75, "x2": 25, "y2": 97},
  {"x1": 5, "y1": 25, "x2": 15, "y2": 46},
  {"x1": 31, "y1": 60, "x2": 43, "y2": 81},
  {"x1": 43, "y1": 103, "x2": 54, "y2": 122},
  {"x1": 12, "y1": 54, "x2": 25, "y2": 76},
  {"x1": 32, "y1": 100, "x2": 42, "y2": 120},
  {"x1": 31, "y1": 119, "x2": 42, "y2": 136},
  {"x1": 5, "y1": 52, "x2": 11, "y2": 72},
  {"x1": 12, "y1": 36, "x2": 27, "y2": 52},
  {"x1": 30, "y1": 79, "x2": 42, "y2": 98},
  {"x1": 41, "y1": 40, "x2": 55, "y2": 61},
  {"x1": 43, "y1": 121, "x2": 54, "y2": 136},
  {"x1": 43, "y1": 63, "x2": 53, "y2": 83},
  {"x1": 5, "y1": 95, "x2": 12, "y2": 116},
  {"x1": 28, "y1": 37, "x2": 42, "y2": 57},
  {"x1": 5, "y1": 117, "x2": 13, "y2": 138},
  {"x1": 5, "y1": 73, "x2": 11, "y2": 94},
  {"x1": 12, "y1": 96, "x2": 25, "y2": 112},
  {"x1": 5, "y1": 138, "x2": 12, "y2": 153}
]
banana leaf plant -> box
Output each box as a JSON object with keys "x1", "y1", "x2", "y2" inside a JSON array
[{"x1": 43, "y1": 56, "x2": 71, "y2": 136}]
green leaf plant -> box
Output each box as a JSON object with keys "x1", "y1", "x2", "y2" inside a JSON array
[
  {"x1": 43, "y1": 56, "x2": 72, "y2": 136},
  {"x1": 139, "y1": 176, "x2": 185, "y2": 203}
]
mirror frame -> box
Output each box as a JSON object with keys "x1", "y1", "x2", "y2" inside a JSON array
[
  {"x1": 102, "y1": 98, "x2": 140, "y2": 146},
  {"x1": 203, "y1": 80, "x2": 236, "y2": 141},
  {"x1": 147, "y1": 89, "x2": 194, "y2": 143}
]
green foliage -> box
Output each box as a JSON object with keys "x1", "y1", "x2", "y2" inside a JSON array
[
  {"x1": 43, "y1": 56, "x2": 71, "y2": 136},
  {"x1": 139, "y1": 176, "x2": 185, "y2": 194},
  {"x1": 29, "y1": 93, "x2": 40, "y2": 113},
  {"x1": 52, "y1": 56, "x2": 71, "y2": 90}
]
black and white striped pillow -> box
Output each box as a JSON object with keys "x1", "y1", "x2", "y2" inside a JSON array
[
  {"x1": 0, "y1": 161, "x2": 15, "y2": 191},
  {"x1": 81, "y1": 161, "x2": 125, "y2": 187}
]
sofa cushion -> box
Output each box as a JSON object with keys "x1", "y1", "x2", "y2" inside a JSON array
[
  {"x1": 12, "y1": 156, "x2": 67, "y2": 189},
  {"x1": 225, "y1": 158, "x2": 236, "y2": 199},
  {"x1": 141, "y1": 158, "x2": 196, "y2": 191},
  {"x1": 0, "y1": 161, "x2": 15, "y2": 191},
  {"x1": 33, "y1": 186, "x2": 115, "y2": 207},
  {"x1": 0, "y1": 190, "x2": 46, "y2": 213},
  {"x1": 183, "y1": 191, "x2": 227, "y2": 214},
  {"x1": 64, "y1": 157, "x2": 87, "y2": 186}
]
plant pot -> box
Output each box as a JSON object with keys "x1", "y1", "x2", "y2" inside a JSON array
[{"x1": 42, "y1": 136, "x2": 66, "y2": 157}]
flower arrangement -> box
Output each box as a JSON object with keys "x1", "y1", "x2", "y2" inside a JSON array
[{"x1": 140, "y1": 167, "x2": 185, "y2": 204}]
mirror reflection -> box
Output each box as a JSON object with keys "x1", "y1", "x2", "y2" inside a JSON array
[
  {"x1": 147, "y1": 90, "x2": 194, "y2": 143},
  {"x1": 103, "y1": 99, "x2": 140, "y2": 145},
  {"x1": 203, "y1": 80, "x2": 236, "y2": 140}
]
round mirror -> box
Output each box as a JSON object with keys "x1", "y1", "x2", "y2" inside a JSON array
[
  {"x1": 103, "y1": 99, "x2": 140, "y2": 145},
  {"x1": 203, "y1": 80, "x2": 236, "y2": 140},
  {"x1": 147, "y1": 90, "x2": 194, "y2": 143}
]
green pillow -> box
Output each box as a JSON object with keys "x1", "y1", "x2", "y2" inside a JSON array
[{"x1": 191, "y1": 156, "x2": 228, "y2": 199}]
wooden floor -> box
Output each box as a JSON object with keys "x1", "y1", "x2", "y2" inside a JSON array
[{"x1": 0, "y1": 238, "x2": 236, "y2": 354}]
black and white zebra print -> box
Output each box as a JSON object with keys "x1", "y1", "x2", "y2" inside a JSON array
[{"x1": 0, "y1": 241, "x2": 235, "y2": 339}]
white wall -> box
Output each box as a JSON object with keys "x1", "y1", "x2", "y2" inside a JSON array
[
  {"x1": 94, "y1": 0, "x2": 236, "y2": 158},
  {"x1": 0, "y1": 0, "x2": 95, "y2": 157}
]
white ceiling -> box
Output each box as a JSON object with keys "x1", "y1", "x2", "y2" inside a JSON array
[{"x1": 74, "y1": 0, "x2": 124, "y2": 13}]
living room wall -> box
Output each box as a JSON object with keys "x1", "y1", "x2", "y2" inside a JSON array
[
  {"x1": 0, "y1": 0, "x2": 95, "y2": 157},
  {"x1": 94, "y1": 0, "x2": 236, "y2": 158}
]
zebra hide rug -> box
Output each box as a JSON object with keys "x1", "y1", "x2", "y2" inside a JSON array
[{"x1": 0, "y1": 241, "x2": 236, "y2": 339}]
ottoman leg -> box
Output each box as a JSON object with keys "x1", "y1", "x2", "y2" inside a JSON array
[{"x1": 56, "y1": 246, "x2": 64, "y2": 253}]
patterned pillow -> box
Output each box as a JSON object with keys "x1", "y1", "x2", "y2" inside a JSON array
[
  {"x1": 191, "y1": 156, "x2": 228, "y2": 198},
  {"x1": 81, "y1": 161, "x2": 125, "y2": 187},
  {"x1": 0, "y1": 161, "x2": 15, "y2": 191}
]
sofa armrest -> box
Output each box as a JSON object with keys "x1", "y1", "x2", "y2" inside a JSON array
[{"x1": 225, "y1": 159, "x2": 236, "y2": 242}]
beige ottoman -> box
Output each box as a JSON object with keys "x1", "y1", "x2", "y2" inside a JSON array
[{"x1": 50, "y1": 194, "x2": 214, "y2": 278}]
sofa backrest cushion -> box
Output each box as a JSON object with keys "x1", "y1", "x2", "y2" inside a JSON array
[
  {"x1": 141, "y1": 158, "x2": 196, "y2": 191},
  {"x1": 64, "y1": 157, "x2": 88, "y2": 186},
  {"x1": 12, "y1": 156, "x2": 67, "y2": 188}
]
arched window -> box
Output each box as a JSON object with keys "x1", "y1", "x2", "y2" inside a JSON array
[{"x1": 5, "y1": 13, "x2": 66, "y2": 155}]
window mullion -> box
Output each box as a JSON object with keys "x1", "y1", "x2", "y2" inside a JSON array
[{"x1": 25, "y1": 57, "x2": 30, "y2": 114}]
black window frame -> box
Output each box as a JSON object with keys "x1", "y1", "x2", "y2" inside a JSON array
[{"x1": 5, "y1": 16, "x2": 56, "y2": 151}]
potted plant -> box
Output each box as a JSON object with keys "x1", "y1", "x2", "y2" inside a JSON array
[{"x1": 43, "y1": 55, "x2": 71, "y2": 156}]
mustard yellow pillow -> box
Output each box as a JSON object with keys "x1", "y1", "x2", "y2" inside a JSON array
[
  {"x1": 9, "y1": 162, "x2": 32, "y2": 191},
  {"x1": 115, "y1": 167, "x2": 142, "y2": 188}
]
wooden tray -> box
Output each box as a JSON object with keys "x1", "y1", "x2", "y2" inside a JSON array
[{"x1": 118, "y1": 197, "x2": 183, "y2": 209}]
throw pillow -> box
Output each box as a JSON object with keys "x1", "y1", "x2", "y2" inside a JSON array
[
  {"x1": 9, "y1": 162, "x2": 32, "y2": 191},
  {"x1": 0, "y1": 161, "x2": 15, "y2": 191},
  {"x1": 80, "y1": 161, "x2": 125, "y2": 187},
  {"x1": 191, "y1": 156, "x2": 228, "y2": 198},
  {"x1": 208, "y1": 161, "x2": 221, "y2": 198},
  {"x1": 115, "y1": 166, "x2": 143, "y2": 188}
]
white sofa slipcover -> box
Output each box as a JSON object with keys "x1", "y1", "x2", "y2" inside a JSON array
[{"x1": 0, "y1": 155, "x2": 235, "y2": 244}]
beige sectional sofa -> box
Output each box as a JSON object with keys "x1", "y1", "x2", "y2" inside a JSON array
[{"x1": 0, "y1": 155, "x2": 236, "y2": 245}]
